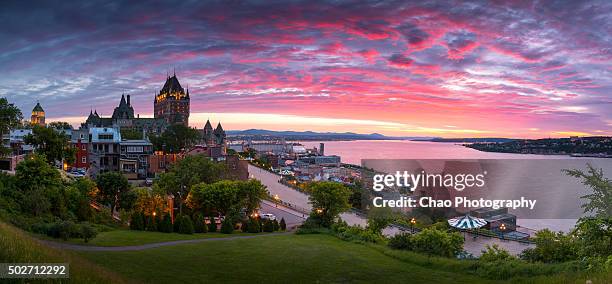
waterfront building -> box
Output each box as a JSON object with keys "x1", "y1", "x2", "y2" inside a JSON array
[
  {"x1": 299, "y1": 155, "x2": 341, "y2": 167},
  {"x1": 31, "y1": 102, "x2": 45, "y2": 126},
  {"x1": 154, "y1": 73, "x2": 190, "y2": 126}
]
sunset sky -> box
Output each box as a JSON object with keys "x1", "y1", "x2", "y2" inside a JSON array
[{"x1": 0, "y1": 1, "x2": 610, "y2": 138}]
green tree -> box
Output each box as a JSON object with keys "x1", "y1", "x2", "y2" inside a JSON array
[
  {"x1": 120, "y1": 128, "x2": 143, "y2": 140},
  {"x1": 411, "y1": 228, "x2": 464, "y2": 257},
  {"x1": 48, "y1": 121, "x2": 72, "y2": 130},
  {"x1": 563, "y1": 164, "x2": 612, "y2": 218},
  {"x1": 24, "y1": 125, "x2": 74, "y2": 164},
  {"x1": 220, "y1": 218, "x2": 234, "y2": 234},
  {"x1": 179, "y1": 215, "x2": 194, "y2": 234},
  {"x1": 208, "y1": 216, "x2": 217, "y2": 232},
  {"x1": 307, "y1": 181, "x2": 352, "y2": 227},
  {"x1": 186, "y1": 180, "x2": 266, "y2": 217},
  {"x1": 573, "y1": 217, "x2": 612, "y2": 258},
  {"x1": 159, "y1": 213, "x2": 173, "y2": 233},
  {"x1": 193, "y1": 213, "x2": 206, "y2": 233},
  {"x1": 96, "y1": 171, "x2": 131, "y2": 214},
  {"x1": 263, "y1": 219, "x2": 274, "y2": 232},
  {"x1": 15, "y1": 154, "x2": 63, "y2": 216},
  {"x1": 279, "y1": 218, "x2": 286, "y2": 231},
  {"x1": 247, "y1": 217, "x2": 261, "y2": 233},
  {"x1": 130, "y1": 212, "x2": 144, "y2": 230},
  {"x1": 0, "y1": 97, "x2": 23, "y2": 155},
  {"x1": 81, "y1": 224, "x2": 98, "y2": 243},
  {"x1": 366, "y1": 207, "x2": 396, "y2": 235},
  {"x1": 150, "y1": 124, "x2": 201, "y2": 153},
  {"x1": 273, "y1": 219, "x2": 280, "y2": 231}
]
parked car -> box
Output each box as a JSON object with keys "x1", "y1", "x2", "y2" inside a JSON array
[
  {"x1": 145, "y1": 178, "x2": 154, "y2": 186},
  {"x1": 260, "y1": 213, "x2": 276, "y2": 221}
]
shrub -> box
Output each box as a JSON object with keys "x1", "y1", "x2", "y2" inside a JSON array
[
  {"x1": 220, "y1": 218, "x2": 234, "y2": 234},
  {"x1": 145, "y1": 215, "x2": 157, "y2": 231},
  {"x1": 520, "y1": 229, "x2": 578, "y2": 263},
  {"x1": 273, "y1": 219, "x2": 280, "y2": 231},
  {"x1": 130, "y1": 212, "x2": 144, "y2": 230},
  {"x1": 480, "y1": 244, "x2": 514, "y2": 262},
  {"x1": 178, "y1": 215, "x2": 194, "y2": 234},
  {"x1": 47, "y1": 221, "x2": 78, "y2": 240},
  {"x1": 388, "y1": 233, "x2": 413, "y2": 250},
  {"x1": 173, "y1": 215, "x2": 182, "y2": 232},
  {"x1": 193, "y1": 214, "x2": 206, "y2": 233},
  {"x1": 155, "y1": 214, "x2": 162, "y2": 231},
  {"x1": 81, "y1": 224, "x2": 98, "y2": 243},
  {"x1": 411, "y1": 228, "x2": 464, "y2": 257},
  {"x1": 240, "y1": 220, "x2": 249, "y2": 232},
  {"x1": 247, "y1": 218, "x2": 261, "y2": 233},
  {"x1": 159, "y1": 213, "x2": 173, "y2": 233},
  {"x1": 263, "y1": 219, "x2": 274, "y2": 232},
  {"x1": 208, "y1": 216, "x2": 217, "y2": 233},
  {"x1": 279, "y1": 218, "x2": 286, "y2": 231}
]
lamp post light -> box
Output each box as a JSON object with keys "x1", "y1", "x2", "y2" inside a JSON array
[
  {"x1": 410, "y1": 217, "x2": 417, "y2": 233},
  {"x1": 273, "y1": 194, "x2": 280, "y2": 208},
  {"x1": 499, "y1": 223, "x2": 506, "y2": 239}
]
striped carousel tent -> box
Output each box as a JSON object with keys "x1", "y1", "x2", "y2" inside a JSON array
[{"x1": 447, "y1": 214, "x2": 487, "y2": 230}]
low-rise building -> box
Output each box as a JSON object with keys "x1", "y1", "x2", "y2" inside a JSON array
[
  {"x1": 120, "y1": 140, "x2": 153, "y2": 179},
  {"x1": 88, "y1": 127, "x2": 121, "y2": 178}
]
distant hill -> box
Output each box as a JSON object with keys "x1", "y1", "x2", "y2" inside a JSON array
[
  {"x1": 226, "y1": 129, "x2": 437, "y2": 141},
  {"x1": 430, "y1": 137, "x2": 517, "y2": 143}
]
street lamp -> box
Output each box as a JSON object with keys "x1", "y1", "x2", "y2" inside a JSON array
[
  {"x1": 273, "y1": 194, "x2": 280, "y2": 207},
  {"x1": 316, "y1": 208, "x2": 323, "y2": 214},
  {"x1": 410, "y1": 217, "x2": 417, "y2": 233},
  {"x1": 499, "y1": 223, "x2": 506, "y2": 239}
]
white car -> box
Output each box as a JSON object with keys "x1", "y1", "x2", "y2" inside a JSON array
[{"x1": 260, "y1": 213, "x2": 276, "y2": 221}]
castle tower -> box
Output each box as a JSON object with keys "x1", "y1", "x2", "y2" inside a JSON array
[
  {"x1": 31, "y1": 101, "x2": 45, "y2": 126},
  {"x1": 154, "y1": 73, "x2": 190, "y2": 126}
]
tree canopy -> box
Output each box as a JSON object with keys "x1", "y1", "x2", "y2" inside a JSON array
[
  {"x1": 307, "y1": 181, "x2": 352, "y2": 227},
  {"x1": 186, "y1": 179, "x2": 267, "y2": 216},
  {"x1": 96, "y1": 171, "x2": 133, "y2": 213},
  {"x1": 0, "y1": 97, "x2": 23, "y2": 155},
  {"x1": 150, "y1": 124, "x2": 201, "y2": 153},
  {"x1": 24, "y1": 125, "x2": 75, "y2": 165},
  {"x1": 563, "y1": 164, "x2": 612, "y2": 218}
]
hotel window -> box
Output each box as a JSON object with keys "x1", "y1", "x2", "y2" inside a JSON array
[
  {"x1": 82, "y1": 144, "x2": 86, "y2": 150},
  {"x1": 82, "y1": 156, "x2": 86, "y2": 163}
]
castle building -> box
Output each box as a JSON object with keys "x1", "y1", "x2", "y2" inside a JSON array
[
  {"x1": 202, "y1": 120, "x2": 226, "y2": 147},
  {"x1": 154, "y1": 73, "x2": 190, "y2": 126},
  {"x1": 84, "y1": 94, "x2": 167, "y2": 135},
  {"x1": 31, "y1": 102, "x2": 45, "y2": 126}
]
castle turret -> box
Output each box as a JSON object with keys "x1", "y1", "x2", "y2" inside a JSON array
[
  {"x1": 154, "y1": 73, "x2": 190, "y2": 126},
  {"x1": 31, "y1": 101, "x2": 45, "y2": 126}
]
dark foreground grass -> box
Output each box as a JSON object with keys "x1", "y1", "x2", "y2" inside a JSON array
[
  {"x1": 78, "y1": 234, "x2": 493, "y2": 283},
  {"x1": 0, "y1": 221, "x2": 132, "y2": 283},
  {"x1": 40, "y1": 229, "x2": 267, "y2": 247}
]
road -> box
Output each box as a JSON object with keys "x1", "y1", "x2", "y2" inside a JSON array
[{"x1": 249, "y1": 164, "x2": 533, "y2": 256}]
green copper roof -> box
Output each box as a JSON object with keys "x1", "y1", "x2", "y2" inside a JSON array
[{"x1": 32, "y1": 102, "x2": 44, "y2": 112}]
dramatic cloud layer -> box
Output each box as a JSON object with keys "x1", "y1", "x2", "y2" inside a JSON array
[{"x1": 0, "y1": 0, "x2": 610, "y2": 137}]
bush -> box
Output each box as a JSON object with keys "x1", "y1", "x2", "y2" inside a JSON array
[
  {"x1": 273, "y1": 219, "x2": 280, "y2": 231},
  {"x1": 193, "y1": 214, "x2": 206, "y2": 233},
  {"x1": 208, "y1": 216, "x2": 217, "y2": 233},
  {"x1": 178, "y1": 215, "x2": 194, "y2": 234},
  {"x1": 145, "y1": 215, "x2": 157, "y2": 231},
  {"x1": 220, "y1": 218, "x2": 234, "y2": 234},
  {"x1": 263, "y1": 219, "x2": 274, "y2": 232},
  {"x1": 46, "y1": 221, "x2": 78, "y2": 240},
  {"x1": 480, "y1": 244, "x2": 514, "y2": 262},
  {"x1": 159, "y1": 213, "x2": 173, "y2": 233},
  {"x1": 155, "y1": 214, "x2": 162, "y2": 231},
  {"x1": 279, "y1": 218, "x2": 286, "y2": 231},
  {"x1": 410, "y1": 228, "x2": 464, "y2": 257},
  {"x1": 520, "y1": 229, "x2": 578, "y2": 263},
  {"x1": 388, "y1": 233, "x2": 413, "y2": 250},
  {"x1": 130, "y1": 212, "x2": 144, "y2": 230},
  {"x1": 240, "y1": 220, "x2": 249, "y2": 232},
  {"x1": 81, "y1": 223, "x2": 98, "y2": 243},
  {"x1": 173, "y1": 215, "x2": 182, "y2": 232},
  {"x1": 247, "y1": 218, "x2": 261, "y2": 233}
]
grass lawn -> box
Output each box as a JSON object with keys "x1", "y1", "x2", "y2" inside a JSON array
[
  {"x1": 78, "y1": 234, "x2": 492, "y2": 283},
  {"x1": 0, "y1": 221, "x2": 129, "y2": 283},
  {"x1": 47, "y1": 229, "x2": 273, "y2": 247}
]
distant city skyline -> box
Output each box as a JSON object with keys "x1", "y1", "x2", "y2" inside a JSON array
[{"x1": 1, "y1": 1, "x2": 611, "y2": 138}]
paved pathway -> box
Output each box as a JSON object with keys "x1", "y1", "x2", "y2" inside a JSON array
[{"x1": 38, "y1": 232, "x2": 292, "y2": 252}]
